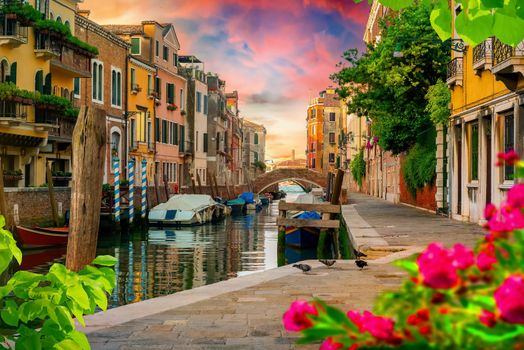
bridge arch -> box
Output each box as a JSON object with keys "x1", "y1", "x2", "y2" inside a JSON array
[{"x1": 253, "y1": 169, "x2": 326, "y2": 194}]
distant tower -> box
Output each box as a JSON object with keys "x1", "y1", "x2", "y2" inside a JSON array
[{"x1": 292, "y1": 149, "x2": 295, "y2": 161}]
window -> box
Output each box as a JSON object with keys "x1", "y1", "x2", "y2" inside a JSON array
[
  {"x1": 131, "y1": 38, "x2": 140, "y2": 55},
  {"x1": 111, "y1": 68, "x2": 122, "y2": 107},
  {"x1": 162, "y1": 120, "x2": 168, "y2": 143},
  {"x1": 312, "y1": 109, "x2": 316, "y2": 118},
  {"x1": 56, "y1": 16, "x2": 62, "y2": 24},
  {"x1": 35, "y1": 70, "x2": 44, "y2": 93},
  {"x1": 163, "y1": 46, "x2": 169, "y2": 61},
  {"x1": 196, "y1": 131, "x2": 199, "y2": 151},
  {"x1": 312, "y1": 158, "x2": 316, "y2": 168},
  {"x1": 217, "y1": 132, "x2": 220, "y2": 150},
  {"x1": 203, "y1": 133, "x2": 208, "y2": 152},
  {"x1": 111, "y1": 131, "x2": 120, "y2": 159},
  {"x1": 0, "y1": 60, "x2": 8, "y2": 83},
  {"x1": 73, "y1": 77, "x2": 80, "y2": 98},
  {"x1": 329, "y1": 112, "x2": 336, "y2": 122},
  {"x1": 504, "y1": 114, "x2": 515, "y2": 181},
  {"x1": 155, "y1": 40, "x2": 159, "y2": 57},
  {"x1": 203, "y1": 95, "x2": 208, "y2": 115},
  {"x1": 179, "y1": 125, "x2": 185, "y2": 152},
  {"x1": 196, "y1": 92, "x2": 202, "y2": 112},
  {"x1": 92, "y1": 60, "x2": 103, "y2": 103},
  {"x1": 154, "y1": 118, "x2": 160, "y2": 142},
  {"x1": 254, "y1": 152, "x2": 259, "y2": 163},
  {"x1": 173, "y1": 53, "x2": 178, "y2": 66},
  {"x1": 130, "y1": 68, "x2": 136, "y2": 90},
  {"x1": 7, "y1": 62, "x2": 16, "y2": 84},
  {"x1": 130, "y1": 119, "x2": 136, "y2": 149},
  {"x1": 174, "y1": 122, "x2": 178, "y2": 145},
  {"x1": 155, "y1": 77, "x2": 161, "y2": 99},
  {"x1": 254, "y1": 133, "x2": 259, "y2": 145},
  {"x1": 64, "y1": 21, "x2": 70, "y2": 30},
  {"x1": 166, "y1": 83, "x2": 175, "y2": 104},
  {"x1": 329, "y1": 132, "x2": 335, "y2": 144},
  {"x1": 180, "y1": 89, "x2": 184, "y2": 110},
  {"x1": 329, "y1": 153, "x2": 335, "y2": 163},
  {"x1": 147, "y1": 74, "x2": 153, "y2": 96},
  {"x1": 470, "y1": 122, "x2": 479, "y2": 181}
]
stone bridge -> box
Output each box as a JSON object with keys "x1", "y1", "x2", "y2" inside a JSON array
[{"x1": 253, "y1": 168, "x2": 326, "y2": 193}]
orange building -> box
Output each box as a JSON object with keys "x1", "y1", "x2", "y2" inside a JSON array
[{"x1": 306, "y1": 92, "x2": 324, "y2": 171}]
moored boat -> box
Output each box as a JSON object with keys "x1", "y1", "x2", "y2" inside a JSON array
[
  {"x1": 285, "y1": 211, "x2": 321, "y2": 248},
  {"x1": 148, "y1": 194, "x2": 220, "y2": 226},
  {"x1": 239, "y1": 192, "x2": 262, "y2": 211},
  {"x1": 226, "y1": 197, "x2": 246, "y2": 215},
  {"x1": 260, "y1": 195, "x2": 270, "y2": 205},
  {"x1": 16, "y1": 226, "x2": 69, "y2": 249}
]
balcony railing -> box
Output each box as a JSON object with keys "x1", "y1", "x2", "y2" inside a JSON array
[
  {"x1": 492, "y1": 38, "x2": 524, "y2": 90},
  {"x1": 35, "y1": 107, "x2": 76, "y2": 140},
  {"x1": 446, "y1": 57, "x2": 463, "y2": 86},
  {"x1": 472, "y1": 37, "x2": 493, "y2": 72},
  {"x1": 34, "y1": 32, "x2": 61, "y2": 59},
  {"x1": 0, "y1": 17, "x2": 28, "y2": 46},
  {"x1": 179, "y1": 141, "x2": 193, "y2": 156},
  {"x1": 0, "y1": 100, "x2": 28, "y2": 120},
  {"x1": 51, "y1": 46, "x2": 91, "y2": 78}
]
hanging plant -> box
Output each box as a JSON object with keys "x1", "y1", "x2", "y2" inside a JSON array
[{"x1": 167, "y1": 104, "x2": 178, "y2": 111}]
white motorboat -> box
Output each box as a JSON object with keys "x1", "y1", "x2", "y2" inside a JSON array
[{"x1": 148, "y1": 194, "x2": 220, "y2": 226}]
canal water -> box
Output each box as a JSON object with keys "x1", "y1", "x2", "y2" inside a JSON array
[{"x1": 23, "y1": 185, "x2": 313, "y2": 308}]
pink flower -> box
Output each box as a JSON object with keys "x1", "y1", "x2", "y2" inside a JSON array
[
  {"x1": 494, "y1": 275, "x2": 524, "y2": 324},
  {"x1": 347, "y1": 310, "x2": 395, "y2": 342},
  {"x1": 488, "y1": 203, "x2": 524, "y2": 233},
  {"x1": 320, "y1": 338, "x2": 343, "y2": 350},
  {"x1": 497, "y1": 150, "x2": 519, "y2": 166},
  {"x1": 282, "y1": 300, "x2": 317, "y2": 331},
  {"x1": 479, "y1": 310, "x2": 496, "y2": 328},
  {"x1": 507, "y1": 184, "x2": 524, "y2": 209},
  {"x1": 484, "y1": 203, "x2": 497, "y2": 221},
  {"x1": 450, "y1": 244, "x2": 475, "y2": 270},
  {"x1": 417, "y1": 243, "x2": 459, "y2": 289},
  {"x1": 476, "y1": 243, "x2": 497, "y2": 272}
]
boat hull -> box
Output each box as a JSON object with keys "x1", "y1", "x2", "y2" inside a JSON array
[
  {"x1": 285, "y1": 226, "x2": 319, "y2": 249},
  {"x1": 16, "y1": 226, "x2": 68, "y2": 249},
  {"x1": 229, "y1": 204, "x2": 246, "y2": 215}
]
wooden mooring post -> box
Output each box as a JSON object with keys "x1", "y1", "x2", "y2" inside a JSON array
[
  {"x1": 46, "y1": 163, "x2": 60, "y2": 227},
  {"x1": 208, "y1": 172, "x2": 216, "y2": 198},
  {"x1": 66, "y1": 107, "x2": 106, "y2": 272},
  {"x1": 0, "y1": 163, "x2": 13, "y2": 231},
  {"x1": 212, "y1": 173, "x2": 220, "y2": 198}
]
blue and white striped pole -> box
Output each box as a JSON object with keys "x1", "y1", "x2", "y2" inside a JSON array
[
  {"x1": 113, "y1": 157, "x2": 121, "y2": 222},
  {"x1": 128, "y1": 158, "x2": 135, "y2": 224},
  {"x1": 141, "y1": 159, "x2": 147, "y2": 218}
]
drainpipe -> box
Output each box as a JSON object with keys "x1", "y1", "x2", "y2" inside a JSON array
[
  {"x1": 447, "y1": 122, "x2": 453, "y2": 218},
  {"x1": 123, "y1": 54, "x2": 129, "y2": 180}
]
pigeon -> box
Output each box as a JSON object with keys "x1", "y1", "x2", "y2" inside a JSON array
[
  {"x1": 353, "y1": 249, "x2": 367, "y2": 258},
  {"x1": 293, "y1": 264, "x2": 312, "y2": 273},
  {"x1": 355, "y1": 260, "x2": 368, "y2": 270},
  {"x1": 319, "y1": 259, "x2": 336, "y2": 268}
]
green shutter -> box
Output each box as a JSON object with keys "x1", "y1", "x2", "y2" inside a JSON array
[
  {"x1": 180, "y1": 125, "x2": 185, "y2": 151},
  {"x1": 44, "y1": 73, "x2": 52, "y2": 95},
  {"x1": 131, "y1": 38, "x2": 140, "y2": 54},
  {"x1": 35, "y1": 70, "x2": 43, "y2": 93},
  {"x1": 174, "y1": 122, "x2": 178, "y2": 145},
  {"x1": 9, "y1": 62, "x2": 16, "y2": 84},
  {"x1": 203, "y1": 133, "x2": 208, "y2": 152}
]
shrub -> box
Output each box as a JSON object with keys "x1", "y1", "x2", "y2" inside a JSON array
[
  {"x1": 402, "y1": 127, "x2": 436, "y2": 197},
  {"x1": 283, "y1": 151, "x2": 524, "y2": 349},
  {"x1": 350, "y1": 150, "x2": 365, "y2": 187},
  {"x1": 0, "y1": 216, "x2": 117, "y2": 349}
]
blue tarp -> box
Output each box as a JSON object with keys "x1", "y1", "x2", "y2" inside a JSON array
[
  {"x1": 297, "y1": 211, "x2": 321, "y2": 220},
  {"x1": 239, "y1": 192, "x2": 255, "y2": 204}
]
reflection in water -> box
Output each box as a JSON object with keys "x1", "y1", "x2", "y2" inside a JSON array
[{"x1": 24, "y1": 189, "x2": 308, "y2": 308}]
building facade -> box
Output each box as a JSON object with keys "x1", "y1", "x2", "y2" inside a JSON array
[
  {"x1": 226, "y1": 90, "x2": 243, "y2": 186},
  {"x1": 447, "y1": 1, "x2": 524, "y2": 223},
  {"x1": 0, "y1": 0, "x2": 94, "y2": 189},
  {"x1": 322, "y1": 87, "x2": 345, "y2": 174},
  {"x1": 75, "y1": 13, "x2": 128, "y2": 185},
  {"x1": 306, "y1": 92, "x2": 324, "y2": 172},
  {"x1": 242, "y1": 119, "x2": 266, "y2": 182}
]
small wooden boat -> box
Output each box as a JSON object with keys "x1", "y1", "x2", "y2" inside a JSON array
[
  {"x1": 240, "y1": 192, "x2": 262, "y2": 211},
  {"x1": 148, "y1": 194, "x2": 221, "y2": 226},
  {"x1": 20, "y1": 247, "x2": 67, "y2": 270},
  {"x1": 260, "y1": 195, "x2": 270, "y2": 206},
  {"x1": 16, "y1": 226, "x2": 68, "y2": 249},
  {"x1": 226, "y1": 198, "x2": 246, "y2": 215},
  {"x1": 285, "y1": 211, "x2": 321, "y2": 248}
]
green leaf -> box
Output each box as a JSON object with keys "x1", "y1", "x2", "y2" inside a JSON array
[
  {"x1": 53, "y1": 306, "x2": 75, "y2": 333},
  {"x1": 48, "y1": 263, "x2": 69, "y2": 285},
  {"x1": 430, "y1": 2, "x2": 452, "y2": 41},
  {"x1": 455, "y1": 9, "x2": 494, "y2": 46},
  {"x1": 466, "y1": 325, "x2": 524, "y2": 342},
  {"x1": 91, "y1": 255, "x2": 117, "y2": 267},
  {"x1": 68, "y1": 331, "x2": 90, "y2": 350},
  {"x1": 1, "y1": 299, "x2": 19, "y2": 326},
  {"x1": 493, "y1": 8, "x2": 524, "y2": 46},
  {"x1": 53, "y1": 339, "x2": 83, "y2": 350},
  {"x1": 393, "y1": 259, "x2": 419, "y2": 275},
  {"x1": 83, "y1": 282, "x2": 108, "y2": 312},
  {"x1": 377, "y1": 0, "x2": 415, "y2": 11},
  {"x1": 66, "y1": 284, "x2": 90, "y2": 310},
  {"x1": 481, "y1": 0, "x2": 504, "y2": 7},
  {"x1": 469, "y1": 295, "x2": 496, "y2": 309}
]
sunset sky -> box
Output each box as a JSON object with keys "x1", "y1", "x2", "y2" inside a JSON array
[{"x1": 81, "y1": 0, "x2": 370, "y2": 161}]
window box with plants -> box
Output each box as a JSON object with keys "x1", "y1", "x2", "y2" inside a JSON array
[
  {"x1": 0, "y1": 82, "x2": 35, "y2": 105},
  {"x1": 1, "y1": 2, "x2": 43, "y2": 26},
  {"x1": 167, "y1": 104, "x2": 178, "y2": 111},
  {"x1": 3, "y1": 169, "x2": 23, "y2": 182},
  {"x1": 35, "y1": 94, "x2": 72, "y2": 112},
  {"x1": 51, "y1": 170, "x2": 72, "y2": 181},
  {"x1": 180, "y1": 110, "x2": 186, "y2": 116},
  {"x1": 130, "y1": 85, "x2": 142, "y2": 94}
]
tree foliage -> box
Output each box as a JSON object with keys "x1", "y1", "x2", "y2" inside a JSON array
[
  {"x1": 350, "y1": 150, "x2": 366, "y2": 187},
  {"x1": 355, "y1": 0, "x2": 524, "y2": 47},
  {"x1": 425, "y1": 79, "x2": 450, "y2": 126},
  {"x1": 333, "y1": 5, "x2": 449, "y2": 155}
]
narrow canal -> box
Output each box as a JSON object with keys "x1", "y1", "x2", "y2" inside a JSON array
[{"x1": 23, "y1": 185, "x2": 313, "y2": 308}]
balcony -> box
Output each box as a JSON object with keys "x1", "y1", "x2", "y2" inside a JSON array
[
  {"x1": 34, "y1": 32, "x2": 61, "y2": 60},
  {"x1": 0, "y1": 100, "x2": 29, "y2": 124},
  {"x1": 492, "y1": 38, "x2": 524, "y2": 90},
  {"x1": 180, "y1": 141, "x2": 193, "y2": 157},
  {"x1": 472, "y1": 37, "x2": 493, "y2": 73},
  {"x1": 446, "y1": 57, "x2": 463, "y2": 87},
  {"x1": 50, "y1": 47, "x2": 91, "y2": 78},
  {"x1": 0, "y1": 17, "x2": 28, "y2": 47},
  {"x1": 35, "y1": 107, "x2": 76, "y2": 142}
]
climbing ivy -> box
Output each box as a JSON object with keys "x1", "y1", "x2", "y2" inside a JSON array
[
  {"x1": 350, "y1": 150, "x2": 366, "y2": 187},
  {"x1": 402, "y1": 127, "x2": 437, "y2": 197}
]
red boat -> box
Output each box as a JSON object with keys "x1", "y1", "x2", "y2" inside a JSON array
[{"x1": 16, "y1": 226, "x2": 68, "y2": 249}]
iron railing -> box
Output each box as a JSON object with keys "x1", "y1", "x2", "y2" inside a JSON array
[
  {"x1": 34, "y1": 32, "x2": 61, "y2": 55},
  {"x1": 0, "y1": 100, "x2": 27, "y2": 120},
  {"x1": 473, "y1": 37, "x2": 493, "y2": 66},
  {"x1": 447, "y1": 57, "x2": 463, "y2": 80},
  {"x1": 0, "y1": 17, "x2": 28, "y2": 40},
  {"x1": 493, "y1": 38, "x2": 524, "y2": 65}
]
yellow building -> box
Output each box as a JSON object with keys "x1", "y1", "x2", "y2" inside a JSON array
[
  {"x1": 306, "y1": 93, "x2": 324, "y2": 172},
  {"x1": 0, "y1": 0, "x2": 94, "y2": 188},
  {"x1": 128, "y1": 56, "x2": 156, "y2": 183},
  {"x1": 448, "y1": 1, "x2": 524, "y2": 223}
]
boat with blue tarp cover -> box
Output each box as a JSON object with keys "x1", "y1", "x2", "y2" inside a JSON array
[
  {"x1": 239, "y1": 192, "x2": 262, "y2": 211},
  {"x1": 226, "y1": 197, "x2": 246, "y2": 215},
  {"x1": 285, "y1": 211, "x2": 321, "y2": 248}
]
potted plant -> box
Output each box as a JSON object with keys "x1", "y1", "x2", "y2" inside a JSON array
[
  {"x1": 167, "y1": 104, "x2": 178, "y2": 111},
  {"x1": 3, "y1": 169, "x2": 23, "y2": 186}
]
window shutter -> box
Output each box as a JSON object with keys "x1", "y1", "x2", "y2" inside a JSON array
[
  {"x1": 44, "y1": 73, "x2": 52, "y2": 94},
  {"x1": 203, "y1": 133, "x2": 208, "y2": 152},
  {"x1": 174, "y1": 123, "x2": 178, "y2": 145},
  {"x1": 9, "y1": 62, "x2": 16, "y2": 84},
  {"x1": 35, "y1": 71, "x2": 43, "y2": 94}
]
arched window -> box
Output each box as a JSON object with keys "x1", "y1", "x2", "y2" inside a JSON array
[
  {"x1": 64, "y1": 21, "x2": 70, "y2": 30},
  {"x1": 56, "y1": 16, "x2": 62, "y2": 24},
  {"x1": 44, "y1": 73, "x2": 52, "y2": 95},
  {"x1": 62, "y1": 88, "x2": 69, "y2": 99},
  {"x1": 9, "y1": 62, "x2": 17, "y2": 84},
  {"x1": 111, "y1": 131, "x2": 121, "y2": 159},
  {"x1": 49, "y1": 12, "x2": 54, "y2": 20},
  {"x1": 35, "y1": 70, "x2": 44, "y2": 93},
  {"x1": 0, "y1": 60, "x2": 9, "y2": 83}
]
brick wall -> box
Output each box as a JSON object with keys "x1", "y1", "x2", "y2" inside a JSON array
[
  {"x1": 4, "y1": 187, "x2": 71, "y2": 225},
  {"x1": 399, "y1": 158, "x2": 437, "y2": 212}
]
